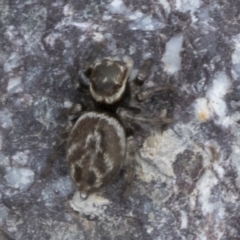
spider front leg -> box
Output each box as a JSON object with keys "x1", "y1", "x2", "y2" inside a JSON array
[
  {"x1": 136, "y1": 58, "x2": 154, "y2": 85},
  {"x1": 119, "y1": 58, "x2": 174, "y2": 131},
  {"x1": 127, "y1": 58, "x2": 154, "y2": 107},
  {"x1": 135, "y1": 85, "x2": 175, "y2": 129},
  {"x1": 61, "y1": 102, "x2": 85, "y2": 139},
  {"x1": 67, "y1": 103, "x2": 83, "y2": 124},
  {"x1": 133, "y1": 58, "x2": 175, "y2": 102},
  {"x1": 135, "y1": 85, "x2": 175, "y2": 102}
]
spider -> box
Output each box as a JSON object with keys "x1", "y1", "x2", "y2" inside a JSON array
[{"x1": 65, "y1": 47, "x2": 173, "y2": 200}]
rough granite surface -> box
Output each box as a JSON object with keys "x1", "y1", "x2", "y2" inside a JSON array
[{"x1": 1, "y1": 0, "x2": 240, "y2": 239}]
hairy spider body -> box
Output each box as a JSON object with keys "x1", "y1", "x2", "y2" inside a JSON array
[
  {"x1": 66, "y1": 57, "x2": 135, "y2": 199},
  {"x1": 65, "y1": 53, "x2": 172, "y2": 199},
  {"x1": 67, "y1": 112, "x2": 126, "y2": 198}
]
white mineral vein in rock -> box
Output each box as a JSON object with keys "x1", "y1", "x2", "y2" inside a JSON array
[
  {"x1": 63, "y1": 4, "x2": 74, "y2": 16},
  {"x1": 139, "y1": 128, "x2": 186, "y2": 181},
  {"x1": 4, "y1": 167, "x2": 34, "y2": 191},
  {"x1": 55, "y1": 19, "x2": 91, "y2": 31},
  {"x1": 127, "y1": 10, "x2": 144, "y2": 21},
  {"x1": 108, "y1": 0, "x2": 129, "y2": 14},
  {"x1": 92, "y1": 32, "x2": 104, "y2": 42},
  {"x1": 232, "y1": 34, "x2": 240, "y2": 65},
  {"x1": 0, "y1": 108, "x2": 13, "y2": 129},
  {"x1": 175, "y1": 0, "x2": 201, "y2": 12},
  {"x1": 232, "y1": 34, "x2": 240, "y2": 79},
  {"x1": 162, "y1": 34, "x2": 183, "y2": 74},
  {"x1": 196, "y1": 169, "x2": 219, "y2": 214},
  {"x1": 194, "y1": 72, "x2": 231, "y2": 127},
  {"x1": 7, "y1": 76, "x2": 22, "y2": 94},
  {"x1": 0, "y1": 204, "x2": 9, "y2": 226},
  {"x1": 3, "y1": 52, "x2": 22, "y2": 73},
  {"x1": 206, "y1": 72, "x2": 231, "y2": 127},
  {"x1": 180, "y1": 210, "x2": 188, "y2": 229},
  {"x1": 129, "y1": 15, "x2": 163, "y2": 31},
  {"x1": 69, "y1": 191, "x2": 109, "y2": 215}
]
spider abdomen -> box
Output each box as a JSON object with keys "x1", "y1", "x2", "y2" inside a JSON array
[{"x1": 67, "y1": 112, "x2": 126, "y2": 197}]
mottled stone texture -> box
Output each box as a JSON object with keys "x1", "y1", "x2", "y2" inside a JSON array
[{"x1": 1, "y1": 0, "x2": 240, "y2": 239}]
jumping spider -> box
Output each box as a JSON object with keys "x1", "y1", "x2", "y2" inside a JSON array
[{"x1": 66, "y1": 50, "x2": 173, "y2": 200}]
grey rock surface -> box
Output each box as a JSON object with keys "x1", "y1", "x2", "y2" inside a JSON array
[{"x1": 1, "y1": 0, "x2": 240, "y2": 239}]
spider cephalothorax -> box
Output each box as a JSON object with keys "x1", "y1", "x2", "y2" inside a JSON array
[{"x1": 89, "y1": 58, "x2": 132, "y2": 105}]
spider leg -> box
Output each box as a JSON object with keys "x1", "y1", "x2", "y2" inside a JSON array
[
  {"x1": 135, "y1": 58, "x2": 154, "y2": 85},
  {"x1": 136, "y1": 86, "x2": 175, "y2": 102},
  {"x1": 132, "y1": 57, "x2": 175, "y2": 102},
  {"x1": 67, "y1": 103, "x2": 83, "y2": 124},
  {"x1": 126, "y1": 58, "x2": 153, "y2": 106},
  {"x1": 118, "y1": 101, "x2": 174, "y2": 135}
]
